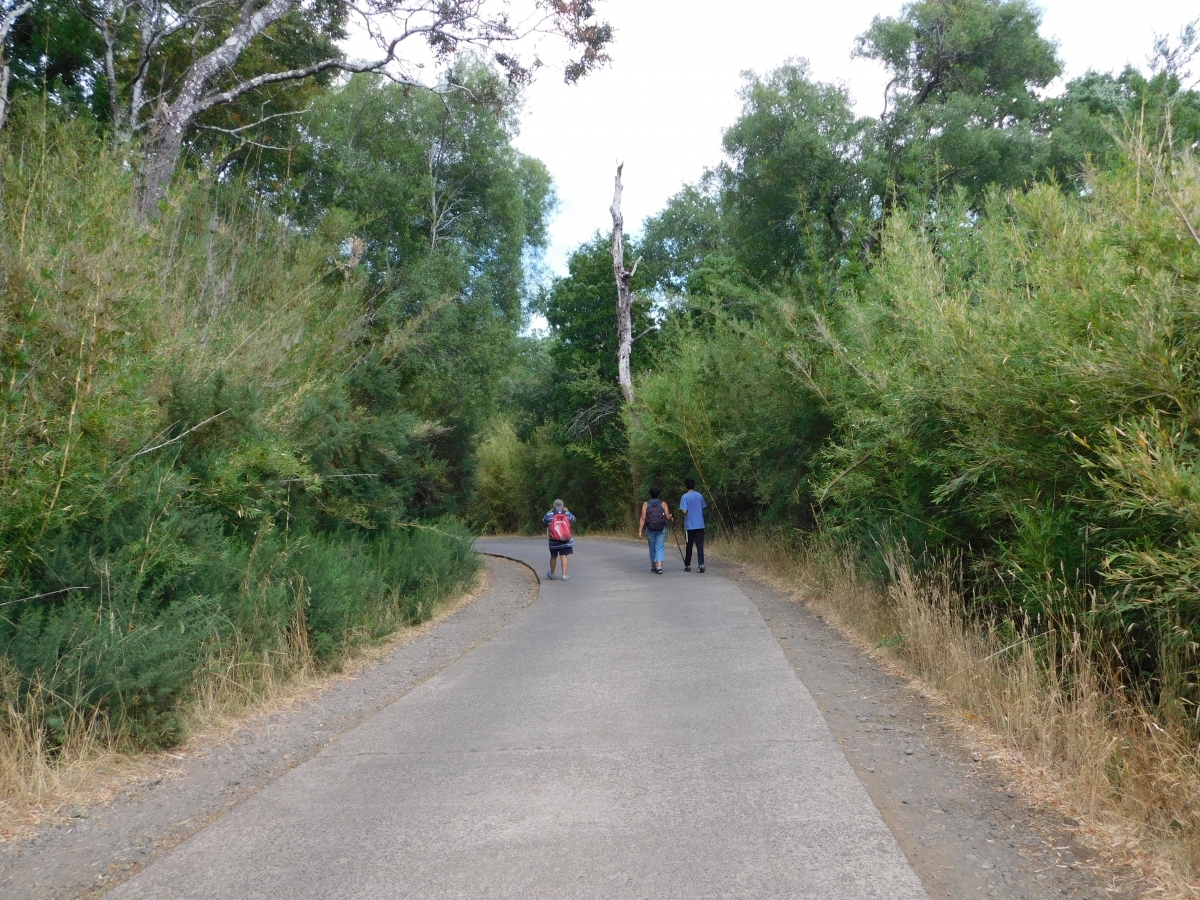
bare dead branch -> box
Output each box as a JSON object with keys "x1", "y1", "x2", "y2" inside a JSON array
[
  {"x1": 611, "y1": 162, "x2": 635, "y2": 404},
  {"x1": 128, "y1": 409, "x2": 229, "y2": 460},
  {"x1": 0, "y1": 586, "x2": 94, "y2": 609}
]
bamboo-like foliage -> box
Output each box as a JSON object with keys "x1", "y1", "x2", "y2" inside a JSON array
[
  {"x1": 628, "y1": 134, "x2": 1200, "y2": 707},
  {"x1": 0, "y1": 109, "x2": 477, "y2": 757}
]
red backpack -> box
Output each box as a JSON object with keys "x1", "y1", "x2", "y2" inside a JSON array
[{"x1": 548, "y1": 512, "x2": 573, "y2": 542}]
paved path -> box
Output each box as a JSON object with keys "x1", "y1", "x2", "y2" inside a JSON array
[{"x1": 111, "y1": 538, "x2": 928, "y2": 899}]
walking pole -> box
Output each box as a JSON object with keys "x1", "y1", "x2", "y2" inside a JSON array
[{"x1": 673, "y1": 517, "x2": 686, "y2": 563}]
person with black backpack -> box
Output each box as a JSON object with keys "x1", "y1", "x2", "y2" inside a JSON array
[
  {"x1": 542, "y1": 499, "x2": 576, "y2": 581},
  {"x1": 637, "y1": 485, "x2": 674, "y2": 574}
]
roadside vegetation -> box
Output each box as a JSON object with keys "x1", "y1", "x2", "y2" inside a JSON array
[{"x1": 0, "y1": 0, "x2": 608, "y2": 821}]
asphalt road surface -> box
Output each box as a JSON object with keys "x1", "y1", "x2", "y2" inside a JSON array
[{"x1": 111, "y1": 537, "x2": 929, "y2": 900}]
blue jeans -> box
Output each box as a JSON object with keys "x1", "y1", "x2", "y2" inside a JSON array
[{"x1": 646, "y1": 528, "x2": 666, "y2": 564}]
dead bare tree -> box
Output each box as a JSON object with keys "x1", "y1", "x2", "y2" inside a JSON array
[
  {"x1": 609, "y1": 162, "x2": 639, "y2": 404},
  {"x1": 0, "y1": 1, "x2": 31, "y2": 133},
  {"x1": 70, "y1": 0, "x2": 610, "y2": 215}
]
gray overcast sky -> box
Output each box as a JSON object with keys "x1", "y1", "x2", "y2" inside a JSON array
[{"x1": 511, "y1": 0, "x2": 1199, "y2": 276}]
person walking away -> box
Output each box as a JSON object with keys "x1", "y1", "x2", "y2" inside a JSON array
[
  {"x1": 543, "y1": 500, "x2": 576, "y2": 581},
  {"x1": 679, "y1": 477, "x2": 707, "y2": 572},
  {"x1": 638, "y1": 485, "x2": 673, "y2": 574}
]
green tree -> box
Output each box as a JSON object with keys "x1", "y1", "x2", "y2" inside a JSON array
[
  {"x1": 3, "y1": 0, "x2": 609, "y2": 211},
  {"x1": 718, "y1": 61, "x2": 878, "y2": 287},
  {"x1": 638, "y1": 173, "x2": 726, "y2": 295},
  {"x1": 1045, "y1": 67, "x2": 1200, "y2": 182},
  {"x1": 541, "y1": 234, "x2": 657, "y2": 386},
  {"x1": 291, "y1": 66, "x2": 554, "y2": 511},
  {"x1": 856, "y1": 0, "x2": 1061, "y2": 202}
]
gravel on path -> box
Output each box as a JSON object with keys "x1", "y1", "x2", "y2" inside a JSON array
[{"x1": 0, "y1": 555, "x2": 538, "y2": 900}]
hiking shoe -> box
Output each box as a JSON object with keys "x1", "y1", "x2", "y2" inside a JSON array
[
  {"x1": 698, "y1": 565, "x2": 705, "y2": 573},
  {"x1": 562, "y1": 575, "x2": 570, "y2": 582},
  {"x1": 545, "y1": 571, "x2": 554, "y2": 580},
  {"x1": 684, "y1": 565, "x2": 691, "y2": 572}
]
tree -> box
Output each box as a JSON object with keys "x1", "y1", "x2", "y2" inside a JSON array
[
  {"x1": 291, "y1": 64, "x2": 556, "y2": 509},
  {"x1": 543, "y1": 233, "x2": 654, "y2": 386},
  {"x1": 638, "y1": 173, "x2": 725, "y2": 295},
  {"x1": 856, "y1": 0, "x2": 1061, "y2": 201},
  {"x1": 719, "y1": 61, "x2": 878, "y2": 286},
  {"x1": 1044, "y1": 67, "x2": 1200, "y2": 184},
  {"x1": 294, "y1": 65, "x2": 551, "y2": 310},
  {"x1": 527, "y1": 233, "x2": 656, "y2": 523},
  {"x1": 10, "y1": 0, "x2": 610, "y2": 213},
  {"x1": 609, "y1": 163, "x2": 636, "y2": 403}
]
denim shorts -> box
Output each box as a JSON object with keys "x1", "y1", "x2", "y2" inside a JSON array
[{"x1": 645, "y1": 528, "x2": 667, "y2": 563}]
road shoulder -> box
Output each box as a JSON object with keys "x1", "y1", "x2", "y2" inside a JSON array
[
  {"x1": 727, "y1": 560, "x2": 1140, "y2": 900},
  {"x1": 1, "y1": 555, "x2": 539, "y2": 900}
]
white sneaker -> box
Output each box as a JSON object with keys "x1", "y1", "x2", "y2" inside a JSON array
[{"x1": 545, "y1": 571, "x2": 554, "y2": 580}]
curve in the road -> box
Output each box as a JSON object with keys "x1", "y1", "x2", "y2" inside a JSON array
[{"x1": 112, "y1": 537, "x2": 929, "y2": 900}]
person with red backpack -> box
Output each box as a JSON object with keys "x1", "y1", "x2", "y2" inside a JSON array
[
  {"x1": 542, "y1": 499, "x2": 576, "y2": 581},
  {"x1": 637, "y1": 485, "x2": 674, "y2": 574}
]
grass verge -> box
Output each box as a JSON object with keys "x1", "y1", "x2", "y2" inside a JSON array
[
  {"x1": 0, "y1": 555, "x2": 483, "y2": 839},
  {"x1": 715, "y1": 530, "x2": 1200, "y2": 899}
]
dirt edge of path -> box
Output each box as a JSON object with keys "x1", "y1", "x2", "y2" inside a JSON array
[
  {"x1": 722, "y1": 555, "x2": 1150, "y2": 900},
  {"x1": 1, "y1": 555, "x2": 540, "y2": 900}
]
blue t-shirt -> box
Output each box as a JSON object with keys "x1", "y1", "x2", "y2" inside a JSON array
[{"x1": 679, "y1": 490, "x2": 707, "y2": 530}]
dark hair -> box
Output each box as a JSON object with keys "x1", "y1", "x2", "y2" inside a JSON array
[
  {"x1": 684, "y1": 477, "x2": 696, "y2": 489},
  {"x1": 649, "y1": 484, "x2": 662, "y2": 499}
]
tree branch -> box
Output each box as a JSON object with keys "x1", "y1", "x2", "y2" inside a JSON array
[
  {"x1": 128, "y1": 409, "x2": 228, "y2": 460},
  {"x1": 197, "y1": 105, "x2": 311, "y2": 135},
  {"x1": 193, "y1": 33, "x2": 423, "y2": 117},
  {"x1": 0, "y1": 1, "x2": 32, "y2": 44}
]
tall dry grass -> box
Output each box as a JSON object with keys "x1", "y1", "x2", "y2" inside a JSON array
[
  {"x1": 717, "y1": 530, "x2": 1200, "y2": 894},
  {"x1": 0, "y1": 639, "x2": 307, "y2": 834}
]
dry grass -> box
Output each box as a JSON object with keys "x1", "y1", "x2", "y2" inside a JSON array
[
  {"x1": 715, "y1": 530, "x2": 1200, "y2": 899},
  {"x1": 0, "y1": 567, "x2": 486, "y2": 840},
  {"x1": 0, "y1": 661, "x2": 148, "y2": 839}
]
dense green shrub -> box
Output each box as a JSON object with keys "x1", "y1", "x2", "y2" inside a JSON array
[{"x1": 0, "y1": 110, "x2": 478, "y2": 749}]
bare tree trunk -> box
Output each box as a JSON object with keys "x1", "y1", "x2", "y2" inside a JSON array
[
  {"x1": 139, "y1": 116, "x2": 188, "y2": 216},
  {"x1": 610, "y1": 163, "x2": 639, "y2": 404},
  {"x1": 0, "y1": 1, "x2": 33, "y2": 134},
  {"x1": 136, "y1": 0, "x2": 302, "y2": 215}
]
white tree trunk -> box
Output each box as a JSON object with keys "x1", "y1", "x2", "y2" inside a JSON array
[
  {"x1": 610, "y1": 163, "x2": 637, "y2": 404},
  {"x1": 137, "y1": 0, "x2": 300, "y2": 215},
  {"x1": 0, "y1": 1, "x2": 32, "y2": 134}
]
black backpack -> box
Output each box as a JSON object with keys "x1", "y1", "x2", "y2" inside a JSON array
[{"x1": 645, "y1": 498, "x2": 667, "y2": 531}]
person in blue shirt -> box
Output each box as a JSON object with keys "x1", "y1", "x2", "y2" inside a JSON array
[{"x1": 679, "y1": 477, "x2": 707, "y2": 572}]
